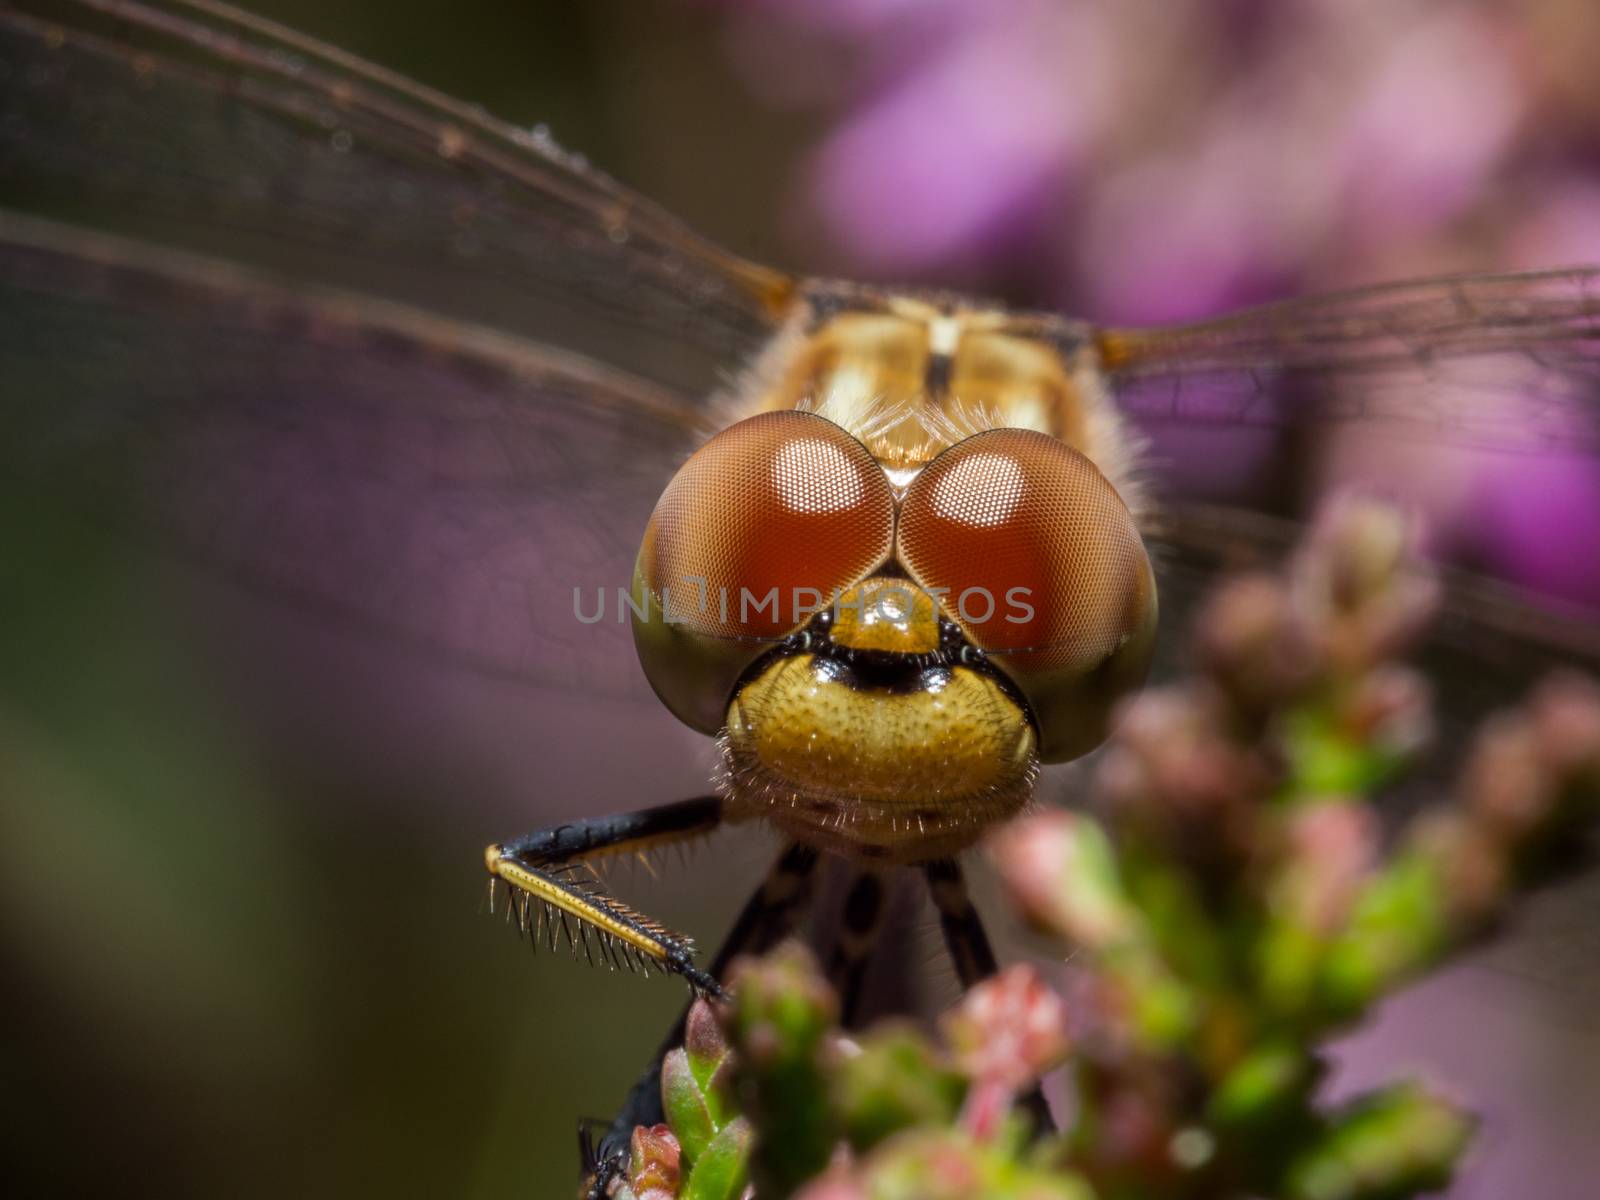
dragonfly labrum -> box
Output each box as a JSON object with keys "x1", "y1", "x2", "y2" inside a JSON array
[{"x1": 2, "y1": 2, "x2": 1598, "y2": 1195}]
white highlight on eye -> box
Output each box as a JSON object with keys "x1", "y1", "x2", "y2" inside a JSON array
[
  {"x1": 772, "y1": 437, "x2": 863, "y2": 513},
  {"x1": 931, "y1": 451, "x2": 1025, "y2": 527}
]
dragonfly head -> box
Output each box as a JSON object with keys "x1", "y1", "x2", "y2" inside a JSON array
[{"x1": 631, "y1": 410, "x2": 1156, "y2": 860}]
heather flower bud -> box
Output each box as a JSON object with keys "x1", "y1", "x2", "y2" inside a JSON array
[
  {"x1": 1461, "y1": 715, "x2": 1550, "y2": 839},
  {"x1": 942, "y1": 963, "x2": 1071, "y2": 1092},
  {"x1": 1528, "y1": 671, "x2": 1600, "y2": 783},
  {"x1": 815, "y1": 1130, "x2": 1094, "y2": 1200},
  {"x1": 990, "y1": 812, "x2": 1135, "y2": 949},
  {"x1": 1335, "y1": 666, "x2": 1433, "y2": 764},
  {"x1": 1193, "y1": 573, "x2": 1321, "y2": 710},
  {"x1": 1275, "y1": 803, "x2": 1379, "y2": 935},
  {"x1": 622, "y1": 1124, "x2": 681, "y2": 1200},
  {"x1": 1305, "y1": 494, "x2": 1413, "y2": 611},
  {"x1": 686, "y1": 994, "x2": 732, "y2": 1070},
  {"x1": 793, "y1": 1171, "x2": 867, "y2": 1200},
  {"x1": 1098, "y1": 689, "x2": 1271, "y2": 823},
  {"x1": 1095, "y1": 688, "x2": 1273, "y2": 875},
  {"x1": 727, "y1": 942, "x2": 839, "y2": 1065},
  {"x1": 1293, "y1": 494, "x2": 1438, "y2": 668},
  {"x1": 1408, "y1": 811, "x2": 1507, "y2": 923}
]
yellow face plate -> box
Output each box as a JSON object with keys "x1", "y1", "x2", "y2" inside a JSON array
[{"x1": 721, "y1": 653, "x2": 1037, "y2": 864}]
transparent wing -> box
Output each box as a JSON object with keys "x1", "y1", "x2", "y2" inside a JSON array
[
  {"x1": 1145, "y1": 502, "x2": 1600, "y2": 686},
  {"x1": 0, "y1": 0, "x2": 794, "y2": 398},
  {"x1": 1097, "y1": 269, "x2": 1600, "y2": 452},
  {"x1": 1, "y1": 211, "x2": 711, "y2": 696}
]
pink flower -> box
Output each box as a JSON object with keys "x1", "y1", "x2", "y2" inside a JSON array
[{"x1": 941, "y1": 962, "x2": 1071, "y2": 1092}]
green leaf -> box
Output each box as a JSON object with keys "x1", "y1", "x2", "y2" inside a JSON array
[
  {"x1": 1285, "y1": 1084, "x2": 1473, "y2": 1200},
  {"x1": 1283, "y1": 709, "x2": 1402, "y2": 799},
  {"x1": 1319, "y1": 855, "x2": 1448, "y2": 1016},
  {"x1": 682, "y1": 1117, "x2": 752, "y2": 1200},
  {"x1": 1209, "y1": 1043, "x2": 1314, "y2": 1130},
  {"x1": 663, "y1": 1046, "x2": 717, "y2": 1165}
]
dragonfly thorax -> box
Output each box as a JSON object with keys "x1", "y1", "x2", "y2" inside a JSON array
[{"x1": 737, "y1": 291, "x2": 1145, "y2": 497}]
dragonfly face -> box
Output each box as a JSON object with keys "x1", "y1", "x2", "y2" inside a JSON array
[
  {"x1": 2, "y1": 0, "x2": 1598, "y2": 1193},
  {"x1": 633, "y1": 293, "x2": 1158, "y2": 861}
]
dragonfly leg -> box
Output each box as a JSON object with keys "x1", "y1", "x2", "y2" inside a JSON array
[
  {"x1": 924, "y1": 857, "x2": 1056, "y2": 1133},
  {"x1": 485, "y1": 794, "x2": 727, "y2": 994},
  {"x1": 923, "y1": 857, "x2": 999, "y2": 982},
  {"x1": 583, "y1": 840, "x2": 820, "y2": 1198},
  {"x1": 827, "y1": 869, "x2": 887, "y2": 1027}
]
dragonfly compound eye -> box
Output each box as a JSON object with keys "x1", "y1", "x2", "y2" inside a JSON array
[
  {"x1": 897, "y1": 427, "x2": 1157, "y2": 762},
  {"x1": 632, "y1": 410, "x2": 895, "y2": 733}
]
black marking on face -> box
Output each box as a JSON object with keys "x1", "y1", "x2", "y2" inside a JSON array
[{"x1": 731, "y1": 605, "x2": 1038, "y2": 726}]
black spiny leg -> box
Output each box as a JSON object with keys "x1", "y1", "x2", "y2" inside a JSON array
[
  {"x1": 486, "y1": 795, "x2": 726, "y2": 994},
  {"x1": 827, "y1": 870, "x2": 887, "y2": 1027},
  {"x1": 583, "y1": 841, "x2": 821, "y2": 1200},
  {"x1": 924, "y1": 857, "x2": 1056, "y2": 1133}
]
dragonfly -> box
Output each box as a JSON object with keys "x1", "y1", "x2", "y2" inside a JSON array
[{"x1": 3, "y1": 1, "x2": 1599, "y2": 1194}]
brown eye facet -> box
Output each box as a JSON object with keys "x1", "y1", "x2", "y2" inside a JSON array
[
  {"x1": 897, "y1": 428, "x2": 1157, "y2": 762},
  {"x1": 633, "y1": 411, "x2": 894, "y2": 732}
]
